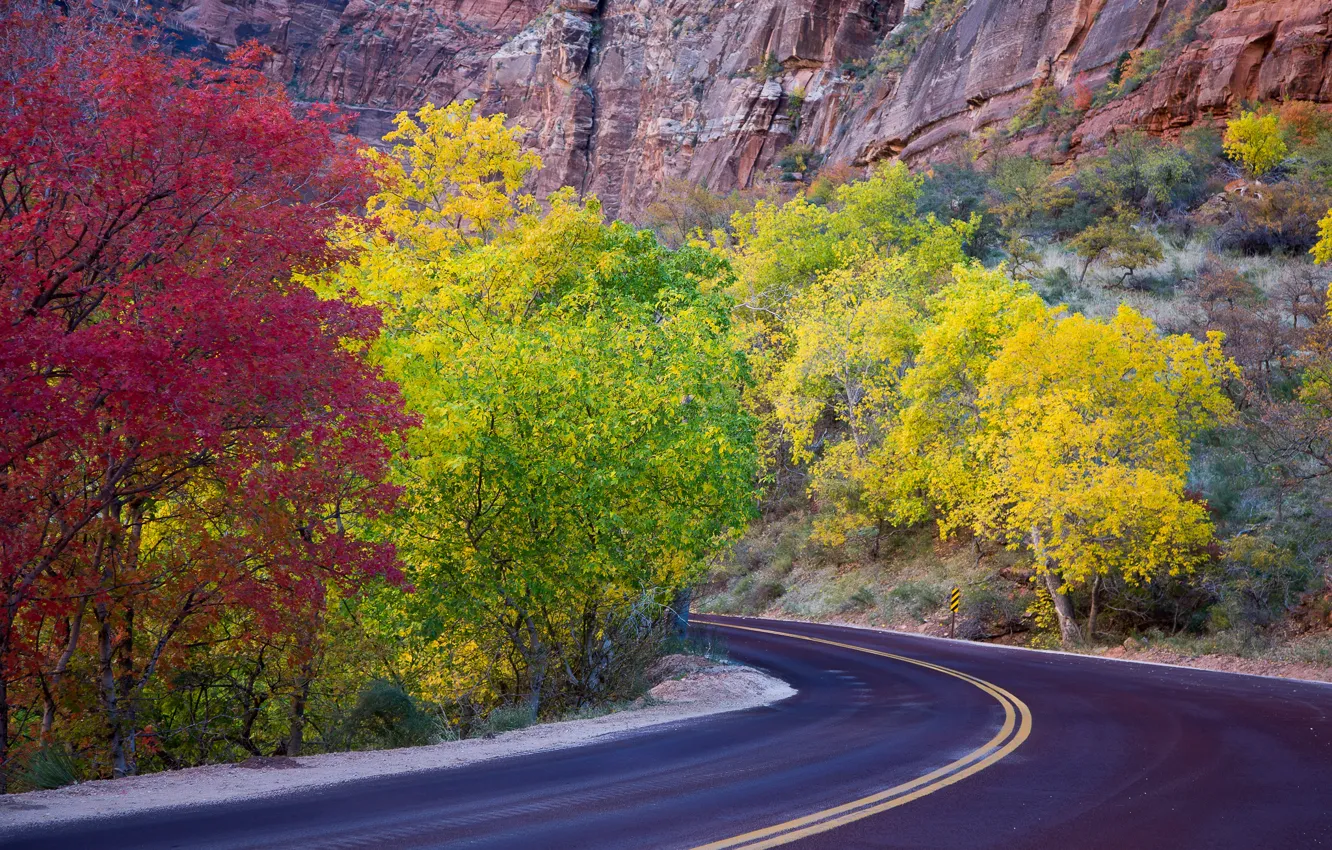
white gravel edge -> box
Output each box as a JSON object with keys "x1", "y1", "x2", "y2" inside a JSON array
[{"x1": 0, "y1": 663, "x2": 794, "y2": 834}]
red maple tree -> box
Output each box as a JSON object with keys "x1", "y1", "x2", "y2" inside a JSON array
[{"x1": 0, "y1": 4, "x2": 409, "y2": 784}]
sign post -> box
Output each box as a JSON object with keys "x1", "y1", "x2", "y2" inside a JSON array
[{"x1": 949, "y1": 586, "x2": 961, "y2": 638}]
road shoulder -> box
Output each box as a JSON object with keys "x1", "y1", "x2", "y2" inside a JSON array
[{"x1": 0, "y1": 658, "x2": 793, "y2": 834}]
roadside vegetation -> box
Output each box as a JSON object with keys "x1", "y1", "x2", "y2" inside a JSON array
[
  {"x1": 692, "y1": 101, "x2": 1332, "y2": 666},
  {"x1": 7, "y1": 1, "x2": 1332, "y2": 796},
  {"x1": 0, "y1": 7, "x2": 753, "y2": 792}
]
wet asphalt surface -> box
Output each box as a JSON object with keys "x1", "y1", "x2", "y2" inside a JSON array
[{"x1": 7, "y1": 614, "x2": 1332, "y2": 849}]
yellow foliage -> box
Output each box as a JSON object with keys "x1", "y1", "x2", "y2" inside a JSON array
[
  {"x1": 362, "y1": 101, "x2": 542, "y2": 254},
  {"x1": 978, "y1": 306, "x2": 1237, "y2": 589},
  {"x1": 886, "y1": 266, "x2": 1049, "y2": 536},
  {"x1": 1223, "y1": 110, "x2": 1289, "y2": 178},
  {"x1": 1312, "y1": 210, "x2": 1332, "y2": 265}
]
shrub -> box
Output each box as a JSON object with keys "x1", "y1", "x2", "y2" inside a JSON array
[
  {"x1": 1224, "y1": 110, "x2": 1289, "y2": 178},
  {"x1": 478, "y1": 704, "x2": 536, "y2": 736},
  {"x1": 16, "y1": 745, "x2": 81, "y2": 791},
  {"x1": 1007, "y1": 83, "x2": 1062, "y2": 135},
  {"x1": 1078, "y1": 131, "x2": 1205, "y2": 213},
  {"x1": 1209, "y1": 536, "x2": 1315, "y2": 629},
  {"x1": 1278, "y1": 101, "x2": 1332, "y2": 146},
  {"x1": 917, "y1": 162, "x2": 1003, "y2": 258},
  {"x1": 1097, "y1": 49, "x2": 1162, "y2": 104},
  {"x1": 339, "y1": 680, "x2": 442, "y2": 750},
  {"x1": 1212, "y1": 182, "x2": 1331, "y2": 255},
  {"x1": 777, "y1": 142, "x2": 819, "y2": 176},
  {"x1": 882, "y1": 581, "x2": 946, "y2": 622},
  {"x1": 872, "y1": 0, "x2": 969, "y2": 73}
]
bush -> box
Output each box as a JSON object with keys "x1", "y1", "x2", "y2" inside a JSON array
[
  {"x1": 1211, "y1": 182, "x2": 1332, "y2": 255},
  {"x1": 1096, "y1": 49, "x2": 1162, "y2": 104},
  {"x1": 478, "y1": 704, "x2": 536, "y2": 736},
  {"x1": 1078, "y1": 131, "x2": 1209, "y2": 214},
  {"x1": 777, "y1": 143, "x2": 819, "y2": 176},
  {"x1": 882, "y1": 581, "x2": 946, "y2": 622},
  {"x1": 1224, "y1": 110, "x2": 1289, "y2": 178},
  {"x1": 339, "y1": 680, "x2": 443, "y2": 750},
  {"x1": 1006, "y1": 84, "x2": 1063, "y2": 136},
  {"x1": 15, "y1": 745, "x2": 81, "y2": 791},
  {"x1": 1209, "y1": 536, "x2": 1316, "y2": 629},
  {"x1": 918, "y1": 162, "x2": 1003, "y2": 259}
]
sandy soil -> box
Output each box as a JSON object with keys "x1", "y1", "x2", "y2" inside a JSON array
[
  {"x1": 1097, "y1": 644, "x2": 1332, "y2": 683},
  {"x1": 0, "y1": 658, "x2": 794, "y2": 833}
]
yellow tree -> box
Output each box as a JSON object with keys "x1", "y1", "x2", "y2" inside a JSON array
[
  {"x1": 978, "y1": 306, "x2": 1236, "y2": 644},
  {"x1": 362, "y1": 101, "x2": 541, "y2": 253},
  {"x1": 765, "y1": 232, "x2": 975, "y2": 552},
  {"x1": 721, "y1": 163, "x2": 976, "y2": 552},
  {"x1": 1223, "y1": 110, "x2": 1288, "y2": 179},
  {"x1": 883, "y1": 266, "x2": 1049, "y2": 538}
]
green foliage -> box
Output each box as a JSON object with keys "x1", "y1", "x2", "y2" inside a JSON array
[
  {"x1": 1209, "y1": 537, "x2": 1316, "y2": 630},
  {"x1": 1079, "y1": 131, "x2": 1202, "y2": 213},
  {"x1": 324, "y1": 105, "x2": 761, "y2": 719},
  {"x1": 478, "y1": 704, "x2": 537, "y2": 736},
  {"x1": 1006, "y1": 84, "x2": 1064, "y2": 136},
  {"x1": 872, "y1": 0, "x2": 969, "y2": 73},
  {"x1": 883, "y1": 581, "x2": 947, "y2": 622},
  {"x1": 340, "y1": 681, "x2": 444, "y2": 750},
  {"x1": 776, "y1": 142, "x2": 819, "y2": 176},
  {"x1": 1097, "y1": 49, "x2": 1163, "y2": 105},
  {"x1": 918, "y1": 163, "x2": 1004, "y2": 259},
  {"x1": 988, "y1": 157, "x2": 1080, "y2": 239},
  {"x1": 1068, "y1": 212, "x2": 1164, "y2": 285},
  {"x1": 16, "y1": 745, "x2": 81, "y2": 792}
]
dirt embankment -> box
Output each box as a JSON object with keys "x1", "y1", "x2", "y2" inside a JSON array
[{"x1": 0, "y1": 656, "x2": 793, "y2": 834}]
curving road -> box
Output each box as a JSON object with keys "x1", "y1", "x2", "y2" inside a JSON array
[{"x1": 9, "y1": 615, "x2": 1332, "y2": 849}]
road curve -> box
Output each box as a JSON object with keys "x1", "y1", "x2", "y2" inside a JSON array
[{"x1": 9, "y1": 615, "x2": 1332, "y2": 849}]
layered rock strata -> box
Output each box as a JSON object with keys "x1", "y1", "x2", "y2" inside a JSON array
[{"x1": 152, "y1": 0, "x2": 1332, "y2": 218}]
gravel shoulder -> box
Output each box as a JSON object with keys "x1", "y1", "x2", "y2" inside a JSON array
[
  {"x1": 706, "y1": 611, "x2": 1332, "y2": 687},
  {"x1": 0, "y1": 657, "x2": 793, "y2": 834}
]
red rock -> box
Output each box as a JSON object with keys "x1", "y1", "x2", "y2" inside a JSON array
[{"x1": 145, "y1": 0, "x2": 1332, "y2": 219}]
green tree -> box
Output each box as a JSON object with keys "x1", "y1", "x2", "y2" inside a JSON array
[
  {"x1": 323, "y1": 106, "x2": 758, "y2": 717},
  {"x1": 1069, "y1": 212, "x2": 1163, "y2": 286}
]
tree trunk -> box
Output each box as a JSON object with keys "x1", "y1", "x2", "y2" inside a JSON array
[
  {"x1": 670, "y1": 587, "x2": 691, "y2": 638},
  {"x1": 0, "y1": 673, "x2": 8, "y2": 795},
  {"x1": 1032, "y1": 527, "x2": 1081, "y2": 647},
  {"x1": 287, "y1": 648, "x2": 315, "y2": 757},
  {"x1": 95, "y1": 604, "x2": 130, "y2": 778},
  {"x1": 116, "y1": 606, "x2": 137, "y2": 776},
  {"x1": 42, "y1": 607, "x2": 84, "y2": 740},
  {"x1": 286, "y1": 688, "x2": 308, "y2": 758},
  {"x1": 1086, "y1": 575, "x2": 1100, "y2": 642}
]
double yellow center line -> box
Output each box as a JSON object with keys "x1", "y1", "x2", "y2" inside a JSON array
[{"x1": 690, "y1": 620, "x2": 1033, "y2": 850}]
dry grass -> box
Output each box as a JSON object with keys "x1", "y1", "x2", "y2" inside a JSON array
[{"x1": 700, "y1": 510, "x2": 1032, "y2": 638}]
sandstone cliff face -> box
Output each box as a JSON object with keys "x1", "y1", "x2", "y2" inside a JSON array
[{"x1": 154, "y1": 0, "x2": 1332, "y2": 219}]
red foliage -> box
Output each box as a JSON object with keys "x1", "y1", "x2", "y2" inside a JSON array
[
  {"x1": 1071, "y1": 74, "x2": 1094, "y2": 113},
  {"x1": 0, "y1": 5, "x2": 408, "y2": 779}
]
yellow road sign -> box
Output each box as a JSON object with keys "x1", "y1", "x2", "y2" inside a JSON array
[{"x1": 949, "y1": 587, "x2": 961, "y2": 613}]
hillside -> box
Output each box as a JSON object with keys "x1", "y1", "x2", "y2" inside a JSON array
[{"x1": 151, "y1": 0, "x2": 1329, "y2": 219}]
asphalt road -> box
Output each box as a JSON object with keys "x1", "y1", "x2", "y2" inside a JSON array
[{"x1": 10, "y1": 615, "x2": 1332, "y2": 849}]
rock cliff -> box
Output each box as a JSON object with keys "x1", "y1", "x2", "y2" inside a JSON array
[{"x1": 153, "y1": 0, "x2": 1332, "y2": 219}]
